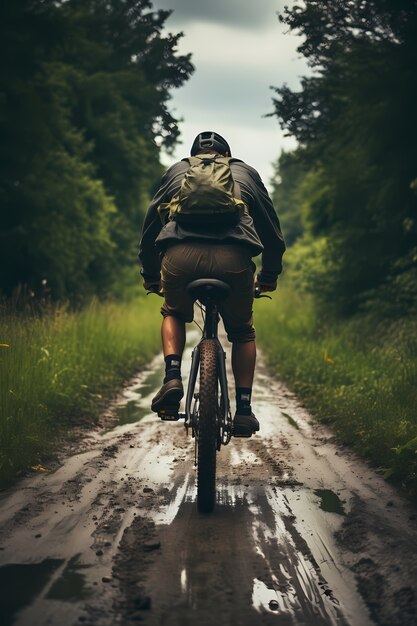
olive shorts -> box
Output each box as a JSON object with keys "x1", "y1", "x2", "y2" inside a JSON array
[{"x1": 160, "y1": 242, "x2": 256, "y2": 343}]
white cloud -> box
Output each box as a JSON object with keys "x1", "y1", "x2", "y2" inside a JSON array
[
  {"x1": 155, "y1": 0, "x2": 285, "y2": 29},
  {"x1": 174, "y1": 20, "x2": 304, "y2": 78}
]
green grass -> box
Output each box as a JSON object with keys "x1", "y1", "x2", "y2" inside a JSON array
[
  {"x1": 256, "y1": 284, "x2": 417, "y2": 497},
  {"x1": 0, "y1": 297, "x2": 161, "y2": 483}
]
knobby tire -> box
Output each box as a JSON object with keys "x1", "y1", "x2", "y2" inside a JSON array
[{"x1": 197, "y1": 339, "x2": 218, "y2": 513}]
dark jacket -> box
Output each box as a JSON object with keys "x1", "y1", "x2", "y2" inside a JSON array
[{"x1": 138, "y1": 157, "x2": 285, "y2": 285}]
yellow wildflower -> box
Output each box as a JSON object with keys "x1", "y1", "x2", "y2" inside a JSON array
[
  {"x1": 323, "y1": 350, "x2": 335, "y2": 364},
  {"x1": 31, "y1": 465, "x2": 49, "y2": 472}
]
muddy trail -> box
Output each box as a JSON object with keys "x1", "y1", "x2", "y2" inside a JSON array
[{"x1": 0, "y1": 336, "x2": 416, "y2": 626}]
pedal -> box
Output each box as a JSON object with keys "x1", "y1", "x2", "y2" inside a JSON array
[
  {"x1": 158, "y1": 408, "x2": 180, "y2": 421},
  {"x1": 232, "y1": 428, "x2": 254, "y2": 438}
]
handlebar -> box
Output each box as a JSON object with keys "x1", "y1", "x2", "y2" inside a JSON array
[
  {"x1": 146, "y1": 287, "x2": 164, "y2": 297},
  {"x1": 147, "y1": 286, "x2": 272, "y2": 299}
]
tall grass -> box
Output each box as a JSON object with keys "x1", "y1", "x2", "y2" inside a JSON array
[
  {"x1": 256, "y1": 284, "x2": 417, "y2": 496},
  {"x1": 0, "y1": 297, "x2": 161, "y2": 483}
]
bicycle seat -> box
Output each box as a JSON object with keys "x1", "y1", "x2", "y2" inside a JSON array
[{"x1": 187, "y1": 279, "x2": 231, "y2": 304}]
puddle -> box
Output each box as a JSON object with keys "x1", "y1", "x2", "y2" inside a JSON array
[
  {"x1": 110, "y1": 330, "x2": 199, "y2": 429},
  {"x1": 151, "y1": 474, "x2": 192, "y2": 525},
  {"x1": 253, "y1": 488, "x2": 355, "y2": 625},
  {"x1": 314, "y1": 489, "x2": 345, "y2": 515},
  {"x1": 180, "y1": 567, "x2": 187, "y2": 594},
  {"x1": 0, "y1": 558, "x2": 63, "y2": 626},
  {"x1": 281, "y1": 412, "x2": 300, "y2": 430},
  {"x1": 114, "y1": 401, "x2": 149, "y2": 425},
  {"x1": 136, "y1": 370, "x2": 163, "y2": 398},
  {"x1": 47, "y1": 554, "x2": 91, "y2": 602},
  {"x1": 252, "y1": 578, "x2": 282, "y2": 615},
  {"x1": 112, "y1": 370, "x2": 163, "y2": 426}
]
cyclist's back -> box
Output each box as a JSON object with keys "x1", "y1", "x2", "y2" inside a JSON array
[{"x1": 139, "y1": 131, "x2": 285, "y2": 436}]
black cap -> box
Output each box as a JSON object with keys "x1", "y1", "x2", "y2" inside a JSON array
[{"x1": 190, "y1": 131, "x2": 231, "y2": 156}]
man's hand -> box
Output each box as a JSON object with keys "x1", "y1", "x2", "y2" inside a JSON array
[
  {"x1": 255, "y1": 276, "x2": 277, "y2": 293},
  {"x1": 143, "y1": 279, "x2": 162, "y2": 295}
]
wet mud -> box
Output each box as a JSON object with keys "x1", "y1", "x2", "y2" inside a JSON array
[{"x1": 0, "y1": 341, "x2": 416, "y2": 626}]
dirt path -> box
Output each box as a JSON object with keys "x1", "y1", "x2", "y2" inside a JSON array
[{"x1": 0, "y1": 338, "x2": 416, "y2": 626}]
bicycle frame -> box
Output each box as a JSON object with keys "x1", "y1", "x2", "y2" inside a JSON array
[{"x1": 165, "y1": 285, "x2": 269, "y2": 440}]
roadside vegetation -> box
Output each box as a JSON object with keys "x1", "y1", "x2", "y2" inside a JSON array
[
  {"x1": 256, "y1": 282, "x2": 417, "y2": 496},
  {"x1": 265, "y1": 2, "x2": 417, "y2": 497},
  {"x1": 0, "y1": 297, "x2": 160, "y2": 485}
]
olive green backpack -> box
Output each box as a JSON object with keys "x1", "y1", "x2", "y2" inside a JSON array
[{"x1": 158, "y1": 153, "x2": 248, "y2": 225}]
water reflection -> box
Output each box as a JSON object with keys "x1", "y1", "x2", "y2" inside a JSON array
[
  {"x1": 47, "y1": 554, "x2": 91, "y2": 602},
  {"x1": 114, "y1": 401, "x2": 149, "y2": 426},
  {"x1": 0, "y1": 559, "x2": 63, "y2": 626}
]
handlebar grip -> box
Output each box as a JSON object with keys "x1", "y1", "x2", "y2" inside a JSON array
[
  {"x1": 146, "y1": 289, "x2": 164, "y2": 298},
  {"x1": 254, "y1": 287, "x2": 272, "y2": 300}
]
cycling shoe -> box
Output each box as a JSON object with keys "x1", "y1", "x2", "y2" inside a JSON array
[
  {"x1": 233, "y1": 412, "x2": 260, "y2": 438},
  {"x1": 151, "y1": 378, "x2": 184, "y2": 413}
]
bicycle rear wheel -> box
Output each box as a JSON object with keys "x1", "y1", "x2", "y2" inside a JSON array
[{"x1": 197, "y1": 339, "x2": 218, "y2": 513}]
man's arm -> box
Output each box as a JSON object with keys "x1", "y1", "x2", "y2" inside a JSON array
[
  {"x1": 243, "y1": 166, "x2": 286, "y2": 287},
  {"x1": 138, "y1": 171, "x2": 170, "y2": 286},
  {"x1": 138, "y1": 162, "x2": 187, "y2": 287},
  {"x1": 138, "y1": 209, "x2": 163, "y2": 287}
]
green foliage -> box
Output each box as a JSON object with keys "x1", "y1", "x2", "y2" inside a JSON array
[
  {"x1": 0, "y1": 296, "x2": 161, "y2": 484},
  {"x1": 386, "y1": 437, "x2": 417, "y2": 488},
  {"x1": 0, "y1": 0, "x2": 193, "y2": 300},
  {"x1": 256, "y1": 279, "x2": 417, "y2": 497},
  {"x1": 271, "y1": 1, "x2": 417, "y2": 315},
  {"x1": 270, "y1": 151, "x2": 307, "y2": 246}
]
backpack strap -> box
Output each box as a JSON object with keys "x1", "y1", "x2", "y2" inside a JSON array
[
  {"x1": 233, "y1": 180, "x2": 242, "y2": 200},
  {"x1": 218, "y1": 156, "x2": 243, "y2": 200}
]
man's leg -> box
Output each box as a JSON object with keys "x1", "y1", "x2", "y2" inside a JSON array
[
  {"x1": 151, "y1": 315, "x2": 186, "y2": 413},
  {"x1": 162, "y1": 315, "x2": 186, "y2": 357},
  {"x1": 231, "y1": 339, "x2": 259, "y2": 434},
  {"x1": 217, "y1": 245, "x2": 258, "y2": 435},
  {"x1": 232, "y1": 340, "x2": 256, "y2": 388}
]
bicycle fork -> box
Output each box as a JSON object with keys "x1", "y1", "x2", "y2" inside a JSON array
[
  {"x1": 184, "y1": 339, "x2": 232, "y2": 447},
  {"x1": 185, "y1": 344, "x2": 200, "y2": 432}
]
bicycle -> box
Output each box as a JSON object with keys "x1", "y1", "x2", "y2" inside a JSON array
[{"x1": 156, "y1": 279, "x2": 269, "y2": 514}]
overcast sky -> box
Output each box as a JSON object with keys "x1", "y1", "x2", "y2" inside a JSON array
[{"x1": 151, "y1": 0, "x2": 308, "y2": 189}]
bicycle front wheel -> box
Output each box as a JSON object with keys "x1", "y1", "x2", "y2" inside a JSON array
[{"x1": 197, "y1": 339, "x2": 218, "y2": 513}]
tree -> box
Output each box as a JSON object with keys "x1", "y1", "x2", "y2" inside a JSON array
[
  {"x1": 270, "y1": 151, "x2": 307, "y2": 246},
  {"x1": 0, "y1": 0, "x2": 193, "y2": 299},
  {"x1": 270, "y1": 1, "x2": 417, "y2": 315}
]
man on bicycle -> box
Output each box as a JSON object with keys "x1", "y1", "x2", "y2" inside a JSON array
[{"x1": 139, "y1": 131, "x2": 285, "y2": 437}]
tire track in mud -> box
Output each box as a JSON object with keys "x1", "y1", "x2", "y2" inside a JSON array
[{"x1": 0, "y1": 345, "x2": 416, "y2": 626}]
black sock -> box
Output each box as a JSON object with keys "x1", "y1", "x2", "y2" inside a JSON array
[
  {"x1": 236, "y1": 387, "x2": 252, "y2": 416},
  {"x1": 164, "y1": 354, "x2": 182, "y2": 383}
]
